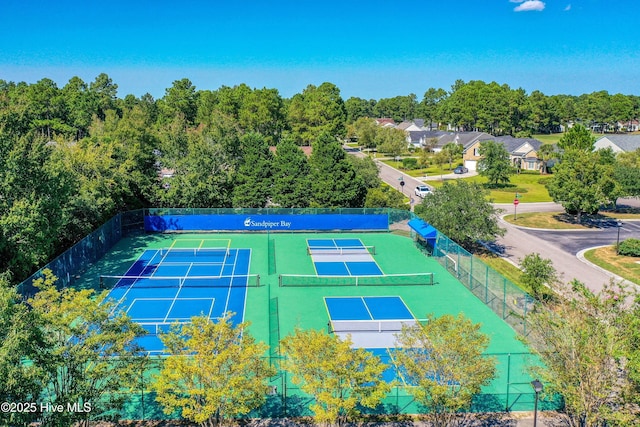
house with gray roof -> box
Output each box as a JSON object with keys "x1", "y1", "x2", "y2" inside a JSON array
[
  {"x1": 463, "y1": 135, "x2": 543, "y2": 171},
  {"x1": 594, "y1": 135, "x2": 640, "y2": 153}
]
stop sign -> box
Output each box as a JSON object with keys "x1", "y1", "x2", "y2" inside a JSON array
[{"x1": 514, "y1": 199, "x2": 519, "y2": 206}]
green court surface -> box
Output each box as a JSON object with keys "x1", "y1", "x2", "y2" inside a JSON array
[{"x1": 80, "y1": 231, "x2": 540, "y2": 415}]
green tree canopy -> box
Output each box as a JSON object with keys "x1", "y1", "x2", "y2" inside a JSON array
[
  {"x1": 232, "y1": 133, "x2": 274, "y2": 208},
  {"x1": 0, "y1": 274, "x2": 48, "y2": 427},
  {"x1": 394, "y1": 313, "x2": 496, "y2": 427},
  {"x1": 546, "y1": 149, "x2": 611, "y2": 221},
  {"x1": 309, "y1": 133, "x2": 367, "y2": 207},
  {"x1": 287, "y1": 82, "x2": 346, "y2": 145},
  {"x1": 281, "y1": 328, "x2": 390, "y2": 427},
  {"x1": 526, "y1": 281, "x2": 637, "y2": 426},
  {"x1": 376, "y1": 126, "x2": 407, "y2": 158},
  {"x1": 557, "y1": 123, "x2": 596, "y2": 151},
  {"x1": 519, "y1": 253, "x2": 558, "y2": 300},
  {"x1": 271, "y1": 136, "x2": 311, "y2": 207},
  {"x1": 441, "y1": 142, "x2": 463, "y2": 170},
  {"x1": 477, "y1": 140, "x2": 513, "y2": 186},
  {"x1": 154, "y1": 314, "x2": 274, "y2": 427},
  {"x1": 414, "y1": 181, "x2": 504, "y2": 249},
  {"x1": 29, "y1": 270, "x2": 147, "y2": 427}
]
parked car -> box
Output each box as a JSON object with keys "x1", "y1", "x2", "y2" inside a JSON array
[
  {"x1": 454, "y1": 166, "x2": 469, "y2": 174},
  {"x1": 414, "y1": 185, "x2": 433, "y2": 198}
]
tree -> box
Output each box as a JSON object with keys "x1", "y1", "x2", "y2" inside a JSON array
[
  {"x1": 287, "y1": 82, "x2": 346, "y2": 145},
  {"x1": 477, "y1": 140, "x2": 513, "y2": 186},
  {"x1": 158, "y1": 78, "x2": 199, "y2": 125},
  {"x1": 441, "y1": 142, "x2": 463, "y2": 171},
  {"x1": 232, "y1": 133, "x2": 273, "y2": 208},
  {"x1": 376, "y1": 126, "x2": 407, "y2": 158},
  {"x1": 29, "y1": 270, "x2": 146, "y2": 427},
  {"x1": 237, "y1": 87, "x2": 285, "y2": 146},
  {"x1": 419, "y1": 87, "x2": 447, "y2": 130},
  {"x1": 0, "y1": 273, "x2": 48, "y2": 427},
  {"x1": 347, "y1": 116, "x2": 378, "y2": 149},
  {"x1": 344, "y1": 96, "x2": 375, "y2": 123},
  {"x1": 153, "y1": 314, "x2": 274, "y2": 427},
  {"x1": 557, "y1": 123, "x2": 596, "y2": 151},
  {"x1": 414, "y1": 181, "x2": 505, "y2": 249},
  {"x1": 309, "y1": 133, "x2": 367, "y2": 207},
  {"x1": 394, "y1": 313, "x2": 496, "y2": 427},
  {"x1": 346, "y1": 154, "x2": 380, "y2": 189},
  {"x1": 281, "y1": 328, "x2": 390, "y2": 427},
  {"x1": 364, "y1": 184, "x2": 408, "y2": 209},
  {"x1": 271, "y1": 136, "x2": 311, "y2": 207},
  {"x1": 519, "y1": 253, "x2": 558, "y2": 300},
  {"x1": 538, "y1": 143, "x2": 557, "y2": 174},
  {"x1": 526, "y1": 280, "x2": 637, "y2": 426},
  {"x1": 546, "y1": 149, "x2": 610, "y2": 221}
]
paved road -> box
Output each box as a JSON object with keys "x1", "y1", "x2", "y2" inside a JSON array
[{"x1": 345, "y1": 146, "x2": 639, "y2": 292}]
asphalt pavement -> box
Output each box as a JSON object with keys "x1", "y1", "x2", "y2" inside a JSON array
[{"x1": 345, "y1": 146, "x2": 639, "y2": 292}]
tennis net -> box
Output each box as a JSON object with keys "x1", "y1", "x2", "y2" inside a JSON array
[
  {"x1": 279, "y1": 272, "x2": 434, "y2": 287},
  {"x1": 307, "y1": 245, "x2": 376, "y2": 256},
  {"x1": 138, "y1": 321, "x2": 187, "y2": 336},
  {"x1": 158, "y1": 247, "x2": 230, "y2": 258},
  {"x1": 100, "y1": 274, "x2": 260, "y2": 289},
  {"x1": 330, "y1": 319, "x2": 420, "y2": 333}
]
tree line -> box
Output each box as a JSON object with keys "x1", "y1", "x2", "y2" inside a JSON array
[{"x1": 1, "y1": 76, "x2": 412, "y2": 283}]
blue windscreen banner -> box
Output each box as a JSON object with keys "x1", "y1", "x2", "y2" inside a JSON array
[{"x1": 145, "y1": 214, "x2": 389, "y2": 232}]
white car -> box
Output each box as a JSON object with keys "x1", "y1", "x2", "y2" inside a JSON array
[{"x1": 414, "y1": 185, "x2": 433, "y2": 198}]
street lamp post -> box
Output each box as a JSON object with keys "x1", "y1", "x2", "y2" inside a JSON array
[
  {"x1": 531, "y1": 379, "x2": 543, "y2": 427},
  {"x1": 616, "y1": 220, "x2": 624, "y2": 255}
]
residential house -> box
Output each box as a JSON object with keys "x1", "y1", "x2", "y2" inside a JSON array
[
  {"x1": 462, "y1": 135, "x2": 543, "y2": 171},
  {"x1": 436, "y1": 132, "x2": 492, "y2": 159},
  {"x1": 406, "y1": 130, "x2": 446, "y2": 149},
  {"x1": 594, "y1": 135, "x2": 640, "y2": 153},
  {"x1": 375, "y1": 118, "x2": 396, "y2": 128}
]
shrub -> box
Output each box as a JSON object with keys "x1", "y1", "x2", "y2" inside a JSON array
[
  {"x1": 618, "y1": 238, "x2": 640, "y2": 257},
  {"x1": 402, "y1": 157, "x2": 418, "y2": 170}
]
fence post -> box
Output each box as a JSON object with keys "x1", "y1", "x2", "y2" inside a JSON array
[
  {"x1": 503, "y1": 278, "x2": 507, "y2": 319},
  {"x1": 505, "y1": 353, "x2": 511, "y2": 411}
]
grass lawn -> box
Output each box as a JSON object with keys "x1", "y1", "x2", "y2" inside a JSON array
[
  {"x1": 381, "y1": 159, "x2": 461, "y2": 178},
  {"x1": 477, "y1": 253, "x2": 524, "y2": 287},
  {"x1": 429, "y1": 172, "x2": 554, "y2": 203},
  {"x1": 583, "y1": 246, "x2": 640, "y2": 285},
  {"x1": 503, "y1": 211, "x2": 640, "y2": 229},
  {"x1": 476, "y1": 253, "x2": 555, "y2": 300}
]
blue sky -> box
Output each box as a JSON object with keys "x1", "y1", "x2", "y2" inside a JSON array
[{"x1": 1, "y1": 0, "x2": 639, "y2": 100}]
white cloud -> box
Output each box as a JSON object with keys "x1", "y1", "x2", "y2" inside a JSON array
[
  {"x1": 514, "y1": 0, "x2": 545, "y2": 12},
  {"x1": 564, "y1": 4, "x2": 572, "y2": 11}
]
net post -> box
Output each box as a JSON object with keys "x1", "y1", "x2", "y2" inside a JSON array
[{"x1": 278, "y1": 275, "x2": 283, "y2": 287}]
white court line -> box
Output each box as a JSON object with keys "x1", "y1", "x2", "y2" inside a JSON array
[
  {"x1": 108, "y1": 249, "x2": 158, "y2": 315},
  {"x1": 361, "y1": 296, "x2": 375, "y2": 320},
  {"x1": 223, "y1": 249, "x2": 240, "y2": 315},
  {"x1": 240, "y1": 249, "x2": 252, "y2": 323}
]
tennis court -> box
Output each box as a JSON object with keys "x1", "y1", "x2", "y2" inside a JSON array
[
  {"x1": 103, "y1": 244, "x2": 255, "y2": 354},
  {"x1": 308, "y1": 238, "x2": 383, "y2": 276},
  {"x1": 325, "y1": 295, "x2": 418, "y2": 350},
  {"x1": 73, "y1": 213, "x2": 542, "y2": 414}
]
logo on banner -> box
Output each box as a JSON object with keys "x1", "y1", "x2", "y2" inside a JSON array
[{"x1": 243, "y1": 217, "x2": 292, "y2": 229}]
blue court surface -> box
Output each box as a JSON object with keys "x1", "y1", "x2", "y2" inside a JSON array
[
  {"x1": 105, "y1": 248, "x2": 251, "y2": 354},
  {"x1": 324, "y1": 296, "x2": 414, "y2": 321},
  {"x1": 308, "y1": 238, "x2": 383, "y2": 276},
  {"x1": 325, "y1": 297, "x2": 416, "y2": 384}
]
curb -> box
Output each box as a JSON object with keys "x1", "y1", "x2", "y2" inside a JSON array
[{"x1": 576, "y1": 246, "x2": 637, "y2": 288}]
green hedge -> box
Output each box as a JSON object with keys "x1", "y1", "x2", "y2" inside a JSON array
[{"x1": 618, "y1": 238, "x2": 640, "y2": 257}]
